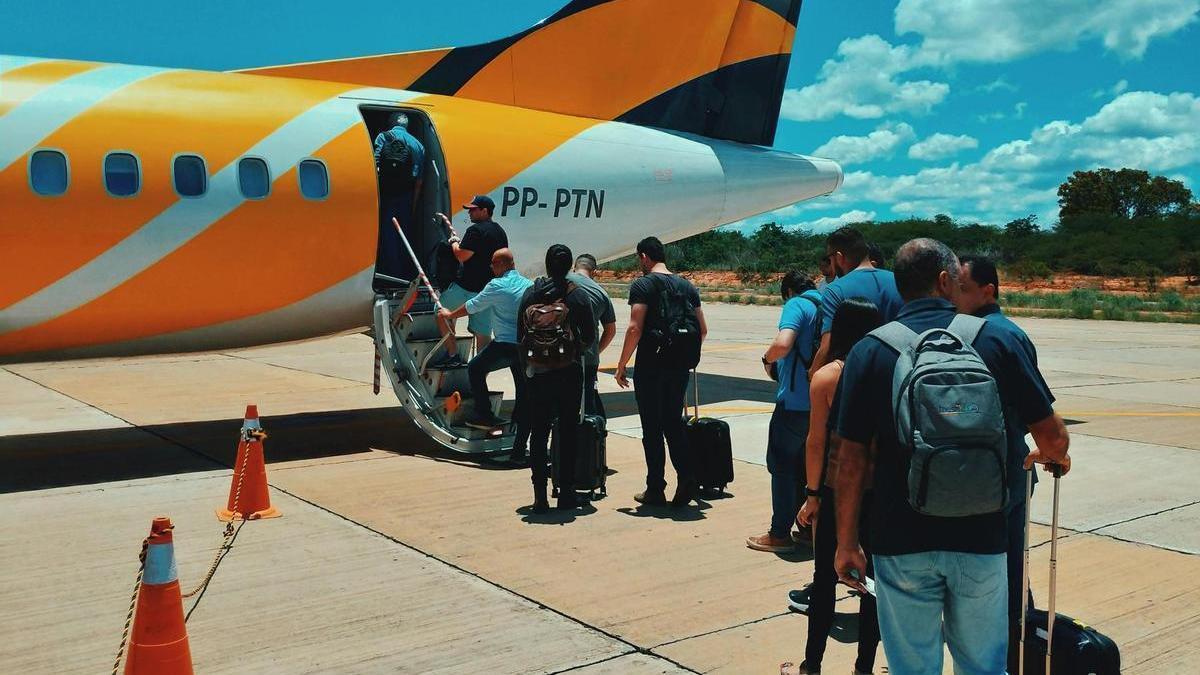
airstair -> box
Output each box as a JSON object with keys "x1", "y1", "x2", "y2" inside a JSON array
[{"x1": 371, "y1": 223, "x2": 517, "y2": 458}]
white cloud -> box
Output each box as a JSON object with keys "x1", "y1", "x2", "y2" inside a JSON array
[
  {"x1": 896, "y1": 0, "x2": 1200, "y2": 62},
  {"x1": 791, "y1": 210, "x2": 879, "y2": 233},
  {"x1": 977, "y1": 78, "x2": 1018, "y2": 93},
  {"x1": 780, "y1": 35, "x2": 949, "y2": 122},
  {"x1": 818, "y1": 90, "x2": 1200, "y2": 225},
  {"x1": 908, "y1": 133, "x2": 980, "y2": 160},
  {"x1": 985, "y1": 91, "x2": 1200, "y2": 172},
  {"x1": 812, "y1": 123, "x2": 916, "y2": 165},
  {"x1": 1094, "y1": 79, "x2": 1130, "y2": 98}
]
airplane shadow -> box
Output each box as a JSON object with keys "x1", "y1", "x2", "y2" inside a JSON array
[
  {"x1": 0, "y1": 406, "x2": 509, "y2": 494},
  {"x1": 3, "y1": 371, "x2": 777, "y2": 494}
]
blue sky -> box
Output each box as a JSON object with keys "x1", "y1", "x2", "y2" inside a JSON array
[{"x1": 4, "y1": 0, "x2": 1198, "y2": 232}]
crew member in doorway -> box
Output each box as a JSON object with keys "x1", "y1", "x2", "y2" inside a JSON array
[{"x1": 373, "y1": 112, "x2": 425, "y2": 282}]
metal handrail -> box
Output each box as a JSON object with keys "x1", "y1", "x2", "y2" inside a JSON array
[{"x1": 391, "y1": 217, "x2": 454, "y2": 374}]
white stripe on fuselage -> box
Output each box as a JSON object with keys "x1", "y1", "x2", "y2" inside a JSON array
[
  {"x1": 468, "y1": 121, "x2": 727, "y2": 277},
  {"x1": 0, "y1": 87, "x2": 410, "y2": 336},
  {"x1": 0, "y1": 64, "x2": 163, "y2": 171}
]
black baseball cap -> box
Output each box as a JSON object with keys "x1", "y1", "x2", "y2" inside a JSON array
[{"x1": 463, "y1": 195, "x2": 495, "y2": 211}]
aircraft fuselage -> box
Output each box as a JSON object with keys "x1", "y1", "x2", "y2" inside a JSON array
[{"x1": 0, "y1": 56, "x2": 841, "y2": 363}]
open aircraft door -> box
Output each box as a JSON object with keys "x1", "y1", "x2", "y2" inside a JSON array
[{"x1": 362, "y1": 105, "x2": 516, "y2": 457}]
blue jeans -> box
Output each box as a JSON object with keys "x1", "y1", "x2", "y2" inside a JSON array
[
  {"x1": 874, "y1": 551, "x2": 1008, "y2": 675},
  {"x1": 765, "y1": 404, "x2": 808, "y2": 538}
]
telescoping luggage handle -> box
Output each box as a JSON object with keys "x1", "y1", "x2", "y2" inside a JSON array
[
  {"x1": 1020, "y1": 463, "x2": 1065, "y2": 675},
  {"x1": 687, "y1": 369, "x2": 701, "y2": 420}
]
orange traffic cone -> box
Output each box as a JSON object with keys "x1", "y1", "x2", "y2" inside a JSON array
[
  {"x1": 216, "y1": 405, "x2": 281, "y2": 521},
  {"x1": 124, "y1": 517, "x2": 193, "y2": 674}
]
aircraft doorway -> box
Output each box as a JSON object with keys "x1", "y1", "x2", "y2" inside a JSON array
[{"x1": 360, "y1": 106, "x2": 452, "y2": 291}]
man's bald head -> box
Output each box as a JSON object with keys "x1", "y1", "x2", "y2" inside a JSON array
[
  {"x1": 491, "y1": 248, "x2": 515, "y2": 272},
  {"x1": 893, "y1": 238, "x2": 960, "y2": 303}
]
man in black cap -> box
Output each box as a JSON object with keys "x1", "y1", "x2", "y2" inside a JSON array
[{"x1": 434, "y1": 195, "x2": 510, "y2": 364}]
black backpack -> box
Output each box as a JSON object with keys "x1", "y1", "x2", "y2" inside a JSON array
[
  {"x1": 377, "y1": 130, "x2": 415, "y2": 184},
  {"x1": 427, "y1": 240, "x2": 460, "y2": 292},
  {"x1": 647, "y1": 274, "x2": 701, "y2": 369}
]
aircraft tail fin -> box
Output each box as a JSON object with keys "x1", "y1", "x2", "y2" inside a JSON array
[{"x1": 240, "y1": 0, "x2": 803, "y2": 146}]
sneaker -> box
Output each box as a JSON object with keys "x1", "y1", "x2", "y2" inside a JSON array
[
  {"x1": 788, "y1": 587, "x2": 812, "y2": 614},
  {"x1": 464, "y1": 410, "x2": 506, "y2": 429},
  {"x1": 429, "y1": 352, "x2": 465, "y2": 368},
  {"x1": 747, "y1": 532, "x2": 797, "y2": 553},
  {"x1": 633, "y1": 490, "x2": 667, "y2": 506},
  {"x1": 779, "y1": 661, "x2": 819, "y2": 675},
  {"x1": 791, "y1": 527, "x2": 813, "y2": 545}
]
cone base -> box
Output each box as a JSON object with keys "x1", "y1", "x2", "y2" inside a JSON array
[{"x1": 215, "y1": 506, "x2": 281, "y2": 522}]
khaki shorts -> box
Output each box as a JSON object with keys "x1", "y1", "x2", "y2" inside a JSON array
[{"x1": 440, "y1": 282, "x2": 493, "y2": 337}]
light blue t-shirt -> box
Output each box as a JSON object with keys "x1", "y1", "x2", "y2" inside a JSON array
[
  {"x1": 464, "y1": 269, "x2": 532, "y2": 344},
  {"x1": 776, "y1": 290, "x2": 822, "y2": 411},
  {"x1": 819, "y1": 267, "x2": 903, "y2": 333}
]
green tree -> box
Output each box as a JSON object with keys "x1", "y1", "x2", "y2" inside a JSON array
[{"x1": 1058, "y1": 168, "x2": 1193, "y2": 222}]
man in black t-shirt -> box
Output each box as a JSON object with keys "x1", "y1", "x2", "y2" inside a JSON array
[
  {"x1": 832, "y1": 238, "x2": 1071, "y2": 675},
  {"x1": 615, "y1": 236, "x2": 707, "y2": 507},
  {"x1": 434, "y1": 195, "x2": 510, "y2": 365}
]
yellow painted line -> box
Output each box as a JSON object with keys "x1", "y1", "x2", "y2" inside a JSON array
[
  {"x1": 691, "y1": 406, "x2": 774, "y2": 414},
  {"x1": 1060, "y1": 411, "x2": 1200, "y2": 418},
  {"x1": 598, "y1": 344, "x2": 760, "y2": 370}
]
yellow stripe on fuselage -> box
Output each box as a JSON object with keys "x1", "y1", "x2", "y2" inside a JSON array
[
  {"x1": 0, "y1": 70, "x2": 356, "y2": 311},
  {"x1": 0, "y1": 60, "x2": 102, "y2": 118}
]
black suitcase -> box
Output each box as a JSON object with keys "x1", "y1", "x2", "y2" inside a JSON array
[
  {"x1": 684, "y1": 370, "x2": 734, "y2": 495},
  {"x1": 1019, "y1": 468, "x2": 1121, "y2": 675},
  {"x1": 551, "y1": 413, "x2": 607, "y2": 500},
  {"x1": 1021, "y1": 609, "x2": 1121, "y2": 675}
]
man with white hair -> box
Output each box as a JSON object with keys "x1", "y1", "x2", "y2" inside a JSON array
[{"x1": 373, "y1": 112, "x2": 426, "y2": 282}]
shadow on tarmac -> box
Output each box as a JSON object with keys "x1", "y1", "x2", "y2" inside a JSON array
[
  {"x1": 1, "y1": 406, "x2": 506, "y2": 493},
  {"x1": 4, "y1": 371, "x2": 776, "y2": 494}
]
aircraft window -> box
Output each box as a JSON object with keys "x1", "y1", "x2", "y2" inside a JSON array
[
  {"x1": 298, "y1": 159, "x2": 329, "y2": 200},
  {"x1": 173, "y1": 154, "x2": 207, "y2": 198},
  {"x1": 238, "y1": 157, "x2": 270, "y2": 199},
  {"x1": 30, "y1": 150, "x2": 68, "y2": 196},
  {"x1": 104, "y1": 152, "x2": 140, "y2": 197}
]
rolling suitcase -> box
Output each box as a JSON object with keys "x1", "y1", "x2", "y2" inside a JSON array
[
  {"x1": 551, "y1": 368, "x2": 608, "y2": 500},
  {"x1": 684, "y1": 369, "x2": 734, "y2": 495},
  {"x1": 1019, "y1": 468, "x2": 1121, "y2": 675}
]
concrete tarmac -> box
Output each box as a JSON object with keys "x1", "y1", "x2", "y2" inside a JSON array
[{"x1": 2, "y1": 304, "x2": 1198, "y2": 673}]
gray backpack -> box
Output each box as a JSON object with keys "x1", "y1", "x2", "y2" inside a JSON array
[{"x1": 871, "y1": 314, "x2": 1008, "y2": 517}]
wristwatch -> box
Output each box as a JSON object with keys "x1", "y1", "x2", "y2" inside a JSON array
[
  {"x1": 805, "y1": 486, "x2": 822, "y2": 498},
  {"x1": 447, "y1": 235, "x2": 461, "y2": 245}
]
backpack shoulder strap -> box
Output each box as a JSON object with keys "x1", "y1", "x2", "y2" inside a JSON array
[
  {"x1": 869, "y1": 321, "x2": 919, "y2": 354},
  {"x1": 947, "y1": 313, "x2": 986, "y2": 345}
]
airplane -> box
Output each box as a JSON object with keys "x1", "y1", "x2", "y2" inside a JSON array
[{"x1": 1, "y1": 0, "x2": 841, "y2": 452}]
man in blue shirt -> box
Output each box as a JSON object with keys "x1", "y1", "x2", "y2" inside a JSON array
[
  {"x1": 832, "y1": 238, "x2": 1072, "y2": 675},
  {"x1": 808, "y1": 227, "x2": 903, "y2": 380},
  {"x1": 749, "y1": 271, "x2": 822, "y2": 552},
  {"x1": 958, "y1": 255, "x2": 1048, "y2": 674},
  {"x1": 438, "y1": 248, "x2": 532, "y2": 431},
  {"x1": 373, "y1": 113, "x2": 426, "y2": 283}
]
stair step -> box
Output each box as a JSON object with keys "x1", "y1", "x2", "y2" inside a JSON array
[{"x1": 404, "y1": 335, "x2": 475, "y2": 367}]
